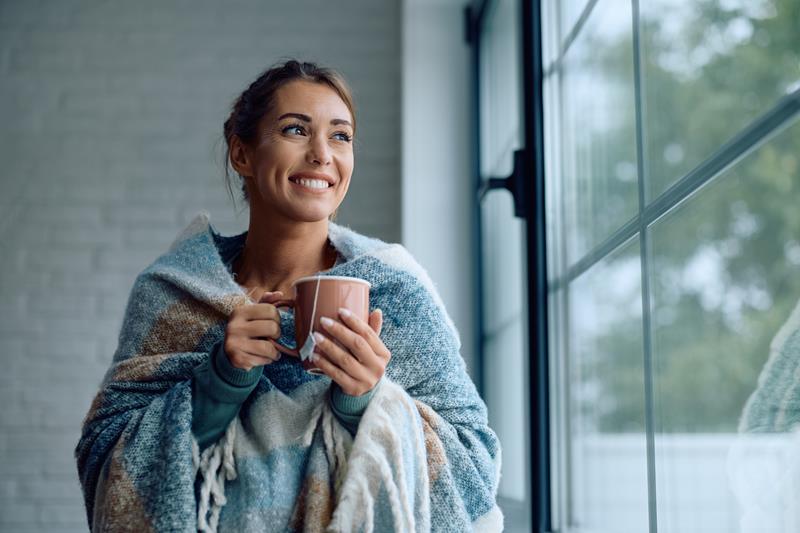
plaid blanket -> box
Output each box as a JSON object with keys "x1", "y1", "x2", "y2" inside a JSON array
[{"x1": 76, "y1": 213, "x2": 503, "y2": 532}]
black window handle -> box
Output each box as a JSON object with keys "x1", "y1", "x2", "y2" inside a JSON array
[{"x1": 477, "y1": 148, "x2": 528, "y2": 219}]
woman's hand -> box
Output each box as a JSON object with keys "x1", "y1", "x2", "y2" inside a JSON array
[
  {"x1": 313, "y1": 308, "x2": 391, "y2": 396},
  {"x1": 223, "y1": 291, "x2": 285, "y2": 371}
]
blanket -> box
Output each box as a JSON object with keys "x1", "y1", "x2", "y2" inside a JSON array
[{"x1": 75, "y1": 213, "x2": 503, "y2": 532}]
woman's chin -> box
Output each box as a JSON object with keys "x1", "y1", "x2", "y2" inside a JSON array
[{"x1": 290, "y1": 208, "x2": 337, "y2": 223}]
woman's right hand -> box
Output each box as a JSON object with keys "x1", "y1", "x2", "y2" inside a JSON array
[{"x1": 224, "y1": 291, "x2": 285, "y2": 371}]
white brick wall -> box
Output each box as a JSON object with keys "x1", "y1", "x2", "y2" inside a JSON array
[{"x1": 0, "y1": 1, "x2": 400, "y2": 530}]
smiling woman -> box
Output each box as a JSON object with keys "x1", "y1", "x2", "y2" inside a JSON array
[
  {"x1": 222, "y1": 71, "x2": 357, "y2": 302},
  {"x1": 75, "y1": 59, "x2": 503, "y2": 532},
  {"x1": 222, "y1": 62, "x2": 357, "y2": 213}
]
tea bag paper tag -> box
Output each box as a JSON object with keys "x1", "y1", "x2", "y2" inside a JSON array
[{"x1": 299, "y1": 331, "x2": 318, "y2": 362}]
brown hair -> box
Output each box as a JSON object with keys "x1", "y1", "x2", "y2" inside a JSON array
[{"x1": 222, "y1": 59, "x2": 357, "y2": 220}]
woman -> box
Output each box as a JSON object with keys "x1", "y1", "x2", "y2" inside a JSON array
[{"x1": 76, "y1": 59, "x2": 502, "y2": 532}]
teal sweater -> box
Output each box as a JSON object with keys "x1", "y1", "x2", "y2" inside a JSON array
[{"x1": 191, "y1": 340, "x2": 376, "y2": 449}]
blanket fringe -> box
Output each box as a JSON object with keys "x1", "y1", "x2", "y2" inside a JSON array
[
  {"x1": 195, "y1": 421, "x2": 238, "y2": 533},
  {"x1": 326, "y1": 382, "x2": 425, "y2": 533},
  {"x1": 321, "y1": 405, "x2": 352, "y2": 498}
]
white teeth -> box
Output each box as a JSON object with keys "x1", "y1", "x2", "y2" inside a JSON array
[{"x1": 293, "y1": 178, "x2": 330, "y2": 189}]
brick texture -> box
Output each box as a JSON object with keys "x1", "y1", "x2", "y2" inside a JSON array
[{"x1": 0, "y1": 1, "x2": 400, "y2": 530}]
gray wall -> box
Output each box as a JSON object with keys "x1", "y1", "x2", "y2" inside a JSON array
[{"x1": 0, "y1": 1, "x2": 400, "y2": 530}]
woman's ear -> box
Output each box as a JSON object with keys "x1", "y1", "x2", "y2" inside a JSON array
[{"x1": 229, "y1": 135, "x2": 253, "y2": 178}]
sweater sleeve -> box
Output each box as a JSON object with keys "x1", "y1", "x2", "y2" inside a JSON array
[
  {"x1": 328, "y1": 382, "x2": 377, "y2": 435},
  {"x1": 191, "y1": 340, "x2": 263, "y2": 450}
]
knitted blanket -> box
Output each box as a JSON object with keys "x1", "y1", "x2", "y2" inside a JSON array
[{"x1": 75, "y1": 213, "x2": 503, "y2": 532}]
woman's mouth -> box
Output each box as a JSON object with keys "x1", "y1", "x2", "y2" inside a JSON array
[{"x1": 289, "y1": 177, "x2": 333, "y2": 192}]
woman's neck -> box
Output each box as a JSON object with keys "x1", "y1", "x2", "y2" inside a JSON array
[{"x1": 232, "y1": 214, "x2": 336, "y2": 295}]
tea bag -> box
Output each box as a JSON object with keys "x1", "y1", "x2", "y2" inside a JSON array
[
  {"x1": 298, "y1": 276, "x2": 323, "y2": 363},
  {"x1": 299, "y1": 332, "x2": 318, "y2": 363}
]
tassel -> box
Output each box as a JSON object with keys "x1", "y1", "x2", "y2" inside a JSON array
[{"x1": 196, "y1": 421, "x2": 238, "y2": 532}]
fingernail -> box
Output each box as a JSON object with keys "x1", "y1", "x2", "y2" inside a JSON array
[
  {"x1": 320, "y1": 316, "x2": 334, "y2": 327},
  {"x1": 313, "y1": 331, "x2": 326, "y2": 343},
  {"x1": 338, "y1": 307, "x2": 352, "y2": 318}
]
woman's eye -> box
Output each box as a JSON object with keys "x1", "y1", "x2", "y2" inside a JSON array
[
  {"x1": 283, "y1": 124, "x2": 306, "y2": 136},
  {"x1": 334, "y1": 132, "x2": 353, "y2": 142}
]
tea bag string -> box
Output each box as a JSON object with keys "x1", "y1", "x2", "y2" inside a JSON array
[
  {"x1": 296, "y1": 276, "x2": 324, "y2": 363},
  {"x1": 309, "y1": 276, "x2": 322, "y2": 331}
]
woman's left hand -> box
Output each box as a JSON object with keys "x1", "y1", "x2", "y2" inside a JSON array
[{"x1": 313, "y1": 308, "x2": 391, "y2": 396}]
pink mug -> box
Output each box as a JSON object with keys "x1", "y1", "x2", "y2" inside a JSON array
[{"x1": 269, "y1": 275, "x2": 371, "y2": 374}]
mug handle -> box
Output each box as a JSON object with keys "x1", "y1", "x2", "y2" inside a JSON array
[{"x1": 267, "y1": 298, "x2": 300, "y2": 358}]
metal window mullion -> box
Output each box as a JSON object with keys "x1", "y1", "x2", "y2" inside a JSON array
[
  {"x1": 553, "y1": 3, "x2": 576, "y2": 528},
  {"x1": 631, "y1": 0, "x2": 659, "y2": 531},
  {"x1": 559, "y1": 0, "x2": 601, "y2": 67},
  {"x1": 644, "y1": 89, "x2": 800, "y2": 223},
  {"x1": 524, "y1": 0, "x2": 551, "y2": 531},
  {"x1": 466, "y1": 0, "x2": 491, "y2": 399}
]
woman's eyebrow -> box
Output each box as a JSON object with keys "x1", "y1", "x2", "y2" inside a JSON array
[{"x1": 278, "y1": 112, "x2": 352, "y2": 127}]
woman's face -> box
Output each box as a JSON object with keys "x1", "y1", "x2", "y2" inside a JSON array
[{"x1": 240, "y1": 80, "x2": 355, "y2": 223}]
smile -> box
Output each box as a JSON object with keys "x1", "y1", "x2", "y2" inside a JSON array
[{"x1": 289, "y1": 177, "x2": 333, "y2": 192}]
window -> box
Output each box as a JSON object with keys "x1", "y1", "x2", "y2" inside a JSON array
[
  {"x1": 469, "y1": 0, "x2": 800, "y2": 531},
  {"x1": 474, "y1": 0, "x2": 532, "y2": 530}
]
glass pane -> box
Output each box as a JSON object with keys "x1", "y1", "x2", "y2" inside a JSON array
[
  {"x1": 541, "y1": 0, "x2": 560, "y2": 69},
  {"x1": 479, "y1": 1, "x2": 529, "y2": 530},
  {"x1": 548, "y1": 285, "x2": 568, "y2": 530},
  {"x1": 544, "y1": 70, "x2": 564, "y2": 280},
  {"x1": 561, "y1": 0, "x2": 639, "y2": 267},
  {"x1": 650, "y1": 117, "x2": 800, "y2": 532},
  {"x1": 480, "y1": 0, "x2": 521, "y2": 179},
  {"x1": 640, "y1": 0, "x2": 800, "y2": 198},
  {"x1": 567, "y1": 239, "x2": 649, "y2": 532},
  {"x1": 560, "y1": 0, "x2": 591, "y2": 44},
  {"x1": 482, "y1": 189, "x2": 531, "y2": 532}
]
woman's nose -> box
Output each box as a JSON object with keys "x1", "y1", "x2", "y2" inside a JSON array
[{"x1": 306, "y1": 135, "x2": 332, "y2": 165}]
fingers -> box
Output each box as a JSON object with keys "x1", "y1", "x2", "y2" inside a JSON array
[
  {"x1": 241, "y1": 338, "x2": 282, "y2": 360},
  {"x1": 234, "y1": 290, "x2": 286, "y2": 319},
  {"x1": 224, "y1": 337, "x2": 281, "y2": 371},
  {"x1": 258, "y1": 290, "x2": 283, "y2": 303},
  {"x1": 312, "y1": 353, "x2": 362, "y2": 393},
  {"x1": 234, "y1": 302, "x2": 282, "y2": 322},
  {"x1": 310, "y1": 308, "x2": 391, "y2": 396},
  {"x1": 225, "y1": 291, "x2": 287, "y2": 371},
  {"x1": 322, "y1": 308, "x2": 391, "y2": 363},
  {"x1": 225, "y1": 335, "x2": 279, "y2": 359},
  {"x1": 369, "y1": 308, "x2": 383, "y2": 337},
  {"x1": 312, "y1": 331, "x2": 371, "y2": 378},
  {"x1": 227, "y1": 317, "x2": 281, "y2": 340},
  {"x1": 312, "y1": 333, "x2": 378, "y2": 396}
]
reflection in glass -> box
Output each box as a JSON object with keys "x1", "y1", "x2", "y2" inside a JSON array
[
  {"x1": 567, "y1": 239, "x2": 648, "y2": 532},
  {"x1": 561, "y1": 0, "x2": 638, "y2": 266},
  {"x1": 640, "y1": 0, "x2": 800, "y2": 197},
  {"x1": 650, "y1": 118, "x2": 800, "y2": 532}
]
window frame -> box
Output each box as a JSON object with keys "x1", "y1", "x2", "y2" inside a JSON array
[
  {"x1": 468, "y1": 0, "x2": 800, "y2": 532},
  {"x1": 466, "y1": 0, "x2": 551, "y2": 531}
]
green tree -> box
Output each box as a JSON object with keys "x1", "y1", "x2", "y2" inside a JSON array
[{"x1": 567, "y1": 0, "x2": 800, "y2": 432}]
